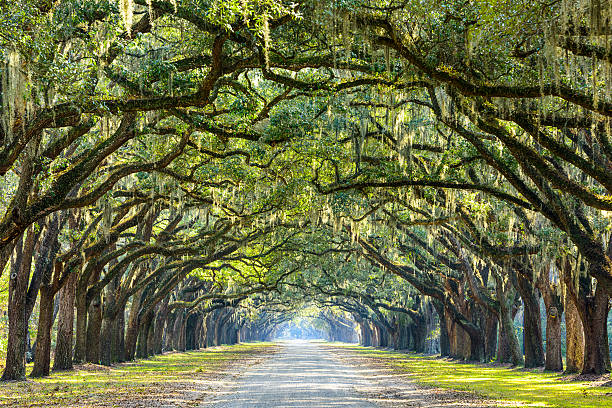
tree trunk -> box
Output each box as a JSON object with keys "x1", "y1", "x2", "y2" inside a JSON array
[
  {"x1": 516, "y1": 273, "x2": 545, "y2": 367},
  {"x1": 360, "y1": 321, "x2": 372, "y2": 346},
  {"x1": 136, "y1": 311, "x2": 153, "y2": 358},
  {"x1": 99, "y1": 314, "x2": 114, "y2": 366},
  {"x1": 153, "y1": 299, "x2": 169, "y2": 354},
  {"x1": 164, "y1": 313, "x2": 177, "y2": 350},
  {"x1": 213, "y1": 310, "x2": 225, "y2": 346},
  {"x1": 544, "y1": 305, "x2": 563, "y2": 371},
  {"x1": 204, "y1": 319, "x2": 212, "y2": 345},
  {"x1": 114, "y1": 304, "x2": 126, "y2": 362},
  {"x1": 446, "y1": 312, "x2": 461, "y2": 358},
  {"x1": 146, "y1": 313, "x2": 156, "y2": 356},
  {"x1": 173, "y1": 311, "x2": 185, "y2": 350},
  {"x1": 124, "y1": 289, "x2": 144, "y2": 360},
  {"x1": 73, "y1": 289, "x2": 88, "y2": 363},
  {"x1": 85, "y1": 293, "x2": 102, "y2": 363},
  {"x1": 2, "y1": 235, "x2": 29, "y2": 381},
  {"x1": 483, "y1": 310, "x2": 498, "y2": 362},
  {"x1": 497, "y1": 315, "x2": 523, "y2": 365},
  {"x1": 30, "y1": 287, "x2": 54, "y2": 377},
  {"x1": 25, "y1": 213, "x2": 62, "y2": 331},
  {"x1": 433, "y1": 302, "x2": 450, "y2": 356},
  {"x1": 538, "y1": 268, "x2": 564, "y2": 372},
  {"x1": 371, "y1": 323, "x2": 380, "y2": 347},
  {"x1": 468, "y1": 330, "x2": 484, "y2": 361},
  {"x1": 53, "y1": 271, "x2": 77, "y2": 371},
  {"x1": 565, "y1": 293, "x2": 584, "y2": 373},
  {"x1": 411, "y1": 322, "x2": 426, "y2": 353},
  {"x1": 28, "y1": 217, "x2": 63, "y2": 378},
  {"x1": 178, "y1": 314, "x2": 187, "y2": 350},
  {"x1": 100, "y1": 273, "x2": 118, "y2": 366},
  {"x1": 580, "y1": 286, "x2": 610, "y2": 375},
  {"x1": 496, "y1": 281, "x2": 524, "y2": 365},
  {"x1": 400, "y1": 323, "x2": 411, "y2": 350},
  {"x1": 186, "y1": 313, "x2": 198, "y2": 350}
]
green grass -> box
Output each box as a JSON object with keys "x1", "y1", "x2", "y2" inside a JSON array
[
  {"x1": 0, "y1": 342, "x2": 276, "y2": 407},
  {"x1": 333, "y1": 344, "x2": 612, "y2": 408}
]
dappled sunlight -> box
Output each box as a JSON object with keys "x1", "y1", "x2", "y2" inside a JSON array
[
  {"x1": 0, "y1": 343, "x2": 275, "y2": 407},
  {"x1": 202, "y1": 340, "x2": 512, "y2": 408},
  {"x1": 336, "y1": 344, "x2": 612, "y2": 408}
]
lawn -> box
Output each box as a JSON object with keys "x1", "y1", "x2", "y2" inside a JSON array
[
  {"x1": 0, "y1": 342, "x2": 276, "y2": 407},
  {"x1": 334, "y1": 344, "x2": 612, "y2": 408}
]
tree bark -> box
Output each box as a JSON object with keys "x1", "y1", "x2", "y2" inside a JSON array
[
  {"x1": 153, "y1": 298, "x2": 169, "y2": 354},
  {"x1": 73, "y1": 284, "x2": 88, "y2": 363},
  {"x1": 53, "y1": 271, "x2": 77, "y2": 371},
  {"x1": 100, "y1": 275, "x2": 118, "y2": 366},
  {"x1": 114, "y1": 304, "x2": 126, "y2": 362},
  {"x1": 99, "y1": 314, "x2": 114, "y2": 366},
  {"x1": 538, "y1": 268, "x2": 564, "y2": 372},
  {"x1": 146, "y1": 312, "x2": 157, "y2": 356},
  {"x1": 545, "y1": 305, "x2": 563, "y2": 371},
  {"x1": 173, "y1": 311, "x2": 185, "y2": 350},
  {"x1": 85, "y1": 293, "x2": 102, "y2": 363},
  {"x1": 411, "y1": 322, "x2": 426, "y2": 353},
  {"x1": 29, "y1": 287, "x2": 54, "y2": 377},
  {"x1": 28, "y1": 213, "x2": 63, "y2": 378},
  {"x1": 124, "y1": 288, "x2": 144, "y2": 360},
  {"x1": 433, "y1": 302, "x2": 450, "y2": 356},
  {"x1": 563, "y1": 259, "x2": 610, "y2": 375},
  {"x1": 496, "y1": 278, "x2": 524, "y2": 365},
  {"x1": 1, "y1": 152, "x2": 38, "y2": 381},
  {"x1": 580, "y1": 286, "x2": 610, "y2": 375},
  {"x1": 2, "y1": 233, "x2": 30, "y2": 381},
  {"x1": 483, "y1": 310, "x2": 498, "y2": 362},
  {"x1": 516, "y1": 273, "x2": 545, "y2": 367},
  {"x1": 565, "y1": 293, "x2": 584, "y2": 373},
  {"x1": 136, "y1": 310, "x2": 153, "y2": 358}
]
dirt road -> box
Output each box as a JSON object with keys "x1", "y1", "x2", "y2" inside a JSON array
[{"x1": 201, "y1": 340, "x2": 377, "y2": 407}]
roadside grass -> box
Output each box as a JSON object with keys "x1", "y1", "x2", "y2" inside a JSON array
[
  {"x1": 332, "y1": 344, "x2": 612, "y2": 408},
  {"x1": 0, "y1": 342, "x2": 276, "y2": 407}
]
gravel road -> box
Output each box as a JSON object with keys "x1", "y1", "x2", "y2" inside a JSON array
[{"x1": 200, "y1": 340, "x2": 379, "y2": 407}]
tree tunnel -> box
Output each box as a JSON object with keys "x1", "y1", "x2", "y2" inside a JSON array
[{"x1": 1, "y1": 0, "x2": 612, "y2": 384}]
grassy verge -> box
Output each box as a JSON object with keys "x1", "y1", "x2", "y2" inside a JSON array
[
  {"x1": 0, "y1": 342, "x2": 277, "y2": 407},
  {"x1": 332, "y1": 344, "x2": 612, "y2": 408}
]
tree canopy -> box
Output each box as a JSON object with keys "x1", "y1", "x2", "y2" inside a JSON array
[{"x1": 1, "y1": 0, "x2": 612, "y2": 381}]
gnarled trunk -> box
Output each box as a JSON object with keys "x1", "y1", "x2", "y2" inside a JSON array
[
  {"x1": 30, "y1": 287, "x2": 54, "y2": 377},
  {"x1": 114, "y1": 304, "x2": 126, "y2": 362},
  {"x1": 483, "y1": 310, "x2": 498, "y2": 362},
  {"x1": 124, "y1": 289, "x2": 144, "y2": 360},
  {"x1": 537, "y1": 265, "x2": 564, "y2": 371},
  {"x1": 580, "y1": 286, "x2": 610, "y2": 375},
  {"x1": 85, "y1": 294, "x2": 102, "y2": 363},
  {"x1": 496, "y1": 280, "x2": 523, "y2": 365},
  {"x1": 565, "y1": 294, "x2": 584, "y2": 373},
  {"x1": 136, "y1": 310, "x2": 153, "y2": 358},
  {"x1": 545, "y1": 306, "x2": 563, "y2": 371},
  {"x1": 28, "y1": 214, "x2": 63, "y2": 378},
  {"x1": 54, "y1": 271, "x2": 77, "y2": 371},
  {"x1": 516, "y1": 273, "x2": 545, "y2": 367},
  {"x1": 2, "y1": 234, "x2": 30, "y2": 381},
  {"x1": 152, "y1": 298, "x2": 169, "y2": 354},
  {"x1": 146, "y1": 312, "x2": 157, "y2": 356},
  {"x1": 73, "y1": 286, "x2": 88, "y2": 363},
  {"x1": 433, "y1": 302, "x2": 450, "y2": 356},
  {"x1": 99, "y1": 314, "x2": 114, "y2": 366},
  {"x1": 411, "y1": 322, "x2": 427, "y2": 353}
]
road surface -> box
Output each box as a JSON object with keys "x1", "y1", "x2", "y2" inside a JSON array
[{"x1": 201, "y1": 340, "x2": 378, "y2": 407}]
